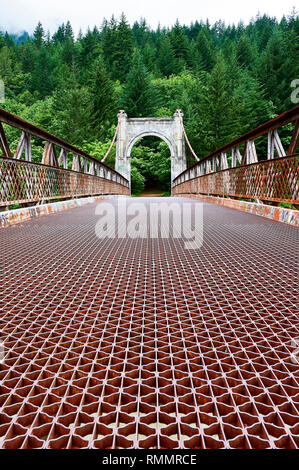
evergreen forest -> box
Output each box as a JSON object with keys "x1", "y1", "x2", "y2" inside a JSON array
[{"x1": 0, "y1": 11, "x2": 298, "y2": 193}]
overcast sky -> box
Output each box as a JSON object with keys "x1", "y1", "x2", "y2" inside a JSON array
[{"x1": 1, "y1": 0, "x2": 297, "y2": 34}]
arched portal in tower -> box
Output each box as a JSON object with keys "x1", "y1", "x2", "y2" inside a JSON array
[{"x1": 115, "y1": 112, "x2": 187, "y2": 186}]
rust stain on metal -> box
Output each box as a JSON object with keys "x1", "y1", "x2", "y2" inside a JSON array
[
  {"x1": 172, "y1": 155, "x2": 299, "y2": 205},
  {"x1": 0, "y1": 157, "x2": 129, "y2": 208},
  {"x1": 0, "y1": 196, "x2": 127, "y2": 228},
  {"x1": 174, "y1": 194, "x2": 299, "y2": 227}
]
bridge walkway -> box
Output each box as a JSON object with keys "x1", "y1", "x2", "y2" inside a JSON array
[{"x1": 0, "y1": 197, "x2": 298, "y2": 449}]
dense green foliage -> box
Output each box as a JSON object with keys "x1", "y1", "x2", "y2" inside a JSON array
[{"x1": 0, "y1": 11, "x2": 298, "y2": 193}]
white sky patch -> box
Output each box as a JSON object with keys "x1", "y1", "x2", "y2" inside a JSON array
[{"x1": 0, "y1": 0, "x2": 297, "y2": 35}]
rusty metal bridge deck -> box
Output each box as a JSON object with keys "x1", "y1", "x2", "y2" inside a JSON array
[{"x1": 0, "y1": 197, "x2": 298, "y2": 449}]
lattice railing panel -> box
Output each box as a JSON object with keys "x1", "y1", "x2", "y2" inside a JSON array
[
  {"x1": 0, "y1": 157, "x2": 129, "y2": 207},
  {"x1": 173, "y1": 155, "x2": 299, "y2": 204}
]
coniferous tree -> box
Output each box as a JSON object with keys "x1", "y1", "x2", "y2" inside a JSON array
[
  {"x1": 4, "y1": 32, "x2": 15, "y2": 49},
  {"x1": 158, "y1": 37, "x2": 176, "y2": 77},
  {"x1": 52, "y1": 66, "x2": 92, "y2": 145},
  {"x1": 121, "y1": 49, "x2": 161, "y2": 116},
  {"x1": 189, "y1": 21, "x2": 202, "y2": 40},
  {"x1": 0, "y1": 32, "x2": 5, "y2": 49},
  {"x1": 52, "y1": 24, "x2": 65, "y2": 44},
  {"x1": 102, "y1": 16, "x2": 118, "y2": 71},
  {"x1": 254, "y1": 14, "x2": 276, "y2": 50},
  {"x1": 20, "y1": 39, "x2": 35, "y2": 73},
  {"x1": 65, "y1": 21, "x2": 74, "y2": 41},
  {"x1": 233, "y1": 71, "x2": 274, "y2": 135},
  {"x1": 77, "y1": 28, "x2": 101, "y2": 80},
  {"x1": 111, "y1": 13, "x2": 133, "y2": 82},
  {"x1": 1, "y1": 11, "x2": 297, "y2": 188},
  {"x1": 143, "y1": 42, "x2": 157, "y2": 75},
  {"x1": 199, "y1": 54, "x2": 236, "y2": 152},
  {"x1": 132, "y1": 19, "x2": 149, "y2": 48},
  {"x1": 89, "y1": 57, "x2": 115, "y2": 133},
  {"x1": 112, "y1": 13, "x2": 133, "y2": 82},
  {"x1": 257, "y1": 29, "x2": 290, "y2": 110},
  {"x1": 170, "y1": 21, "x2": 190, "y2": 71},
  {"x1": 196, "y1": 28, "x2": 214, "y2": 72},
  {"x1": 236, "y1": 34, "x2": 256, "y2": 69},
  {"x1": 30, "y1": 46, "x2": 53, "y2": 98},
  {"x1": 33, "y1": 22, "x2": 45, "y2": 48},
  {"x1": 0, "y1": 46, "x2": 13, "y2": 81}
]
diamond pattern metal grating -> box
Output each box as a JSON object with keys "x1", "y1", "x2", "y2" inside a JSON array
[{"x1": 0, "y1": 197, "x2": 298, "y2": 449}]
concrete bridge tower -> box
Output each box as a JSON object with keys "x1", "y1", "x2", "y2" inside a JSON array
[{"x1": 115, "y1": 111, "x2": 187, "y2": 186}]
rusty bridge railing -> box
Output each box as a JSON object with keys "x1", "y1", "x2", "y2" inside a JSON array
[
  {"x1": 0, "y1": 108, "x2": 130, "y2": 208},
  {"x1": 172, "y1": 106, "x2": 299, "y2": 207}
]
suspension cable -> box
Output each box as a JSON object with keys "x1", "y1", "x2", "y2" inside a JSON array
[
  {"x1": 176, "y1": 109, "x2": 200, "y2": 162},
  {"x1": 101, "y1": 110, "x2": 125, "y2": 163}
]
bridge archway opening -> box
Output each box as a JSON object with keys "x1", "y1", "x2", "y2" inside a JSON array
[
  {"x1": 128, "y1": 134, "x2": 172, "y2": 195},
  {"x1": 115, "y1": 112, "x2": 187, "y2": 189}
]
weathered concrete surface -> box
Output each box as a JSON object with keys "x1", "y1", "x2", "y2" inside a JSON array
[
  {"x1": 0, "y1": 195, "x2": 129, "y2": 228},
  {"x1": 174, "y1": 193, "x2": 299, "y2": 227},
  {"x1": 115, "y1": 112, "x2": 186, "y2": 185}
]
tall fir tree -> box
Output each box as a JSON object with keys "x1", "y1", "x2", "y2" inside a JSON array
[
  {"x1": 65, "y1": 21, "x2": 74, "y2": 41},
  {"x1": 196, "y1": 28, "x2": 214, "y2": 72},
  {"x1": 236, "y1": 34, "x2": 256, "y2": 69},
  {"x1": 170, "y1": 21, "x2": 190, "y2": 71},
  {"x1": 88, "y1": 57, "x2": 115, "y2": 134},
  {"x1": 33, "y1": 22, "x2": 45, "y2": 48},
  {"x1": 199, "y1": 53, "x2": 236, "y2": 152},
  {"x1": 111, "y1": 13, "x2": 133, "y2": 82},
  {"x1": 0, "y1": 32, "x2": 5, "y2": 49},
  {"x1": 20, "y1": 39, "x2": 35, "y2": 73},
  {"x1": 30, "y1": 46, "x2": 53, "y2": 98},
  {"x1": 257, "y1": 29, "x2": 290, "y2": 111},
  {"x1": 142, "y1": 42, "x2": 157, "y2": 75},
  {"x1": 121, "y1": 49, "x2": 161, "y2": 117},
  {"x1": 52, "y1": 66, "x2": 92, "y2": 145},
  {"x1": 52, "y1": 24, "x2": 65, "y2": 44},
  {"x1": 102, "y1": 16, "x2": 118, "y2": 71},
  {"x1": 158, "y1": 37, "x2": 176, "y2": 77}
]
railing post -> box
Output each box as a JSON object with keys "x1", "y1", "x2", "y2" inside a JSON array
[
  {"x1": 211, "y1": 157, "x2": 216, "y2": 172},
  {"x1": 72, "y1": 154, "x2": 81, "y2": 172},
  {"x1": 42, "y1": 142, "x2": 58, "y2": 167},
  {"x1": 25, "y1": 133, "x2": 31, "y2": 161},
  {"x1": 287, "y1": 119, "x2": 299, "y2": 155},
  {"x1": 58, "y1": 149, "x2": 68, "y2": 169},
  {"x1": 14, "y1": 131, "x2": 31, "y2": 161},
  {"x1": 0, "y1": 123, "x2": 12, "y2": 158},
  {"x1": 267, "y1": 130, "x2": 274, "y2": 159},
  {"x1": 268, "y1": 129, "x2": 285, "y2": 158},
  {"x1": 231, "y1": 148, "x2": 236, "y2": 168},
  {"x1": 83, "y1": 157, "x2": 88, "y2": 174},
  {"x1": 220, "y1": 152, "x2": 228, "y2": 170},
  {"x1": 14, "y1": 132, "x2": 25, "y2": 159},
  {"x1": 273, "y1": 129, "x2": 286, "y2": 157},
  {"x1": 89, "y1": 161, "x2": 95, "y2": 175},
  {"x1": 247, "y1": 141, "x2": 258, "y2": 164}
]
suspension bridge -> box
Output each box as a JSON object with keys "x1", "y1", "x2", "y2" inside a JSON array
[{"x1": 0, "y1": 106, "x2": 298, "y2": 449}]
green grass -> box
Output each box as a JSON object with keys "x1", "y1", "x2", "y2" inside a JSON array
[{"x1": 7, "y1": 204, "x2": 22, "y2": 210}]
